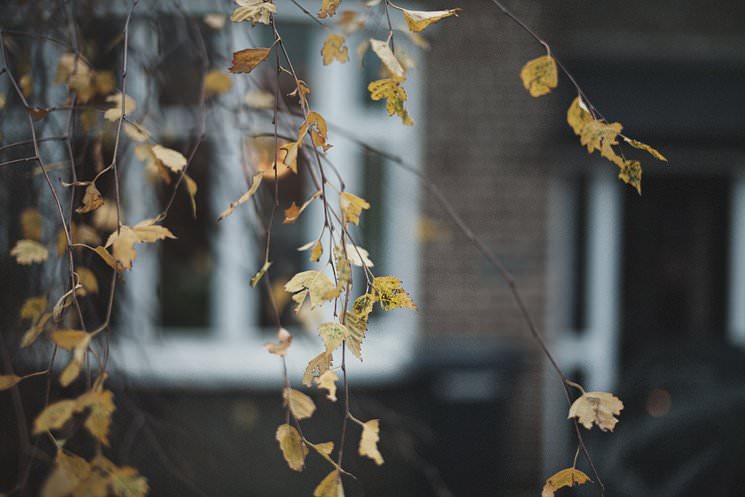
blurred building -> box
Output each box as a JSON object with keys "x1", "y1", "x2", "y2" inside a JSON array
[{"x1": 1, "y1": 1, "x2": 745, "y2": 497}]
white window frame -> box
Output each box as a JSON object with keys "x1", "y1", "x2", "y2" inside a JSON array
[
  {"x1": 542, "y1": 161, "x2": 745, "y2": 471},
  {"x1": 108, "y1": 4, "x2": 424, "y2": 389}
]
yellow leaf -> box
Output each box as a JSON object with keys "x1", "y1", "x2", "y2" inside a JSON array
[
  {"x1": 92, "y1": 203, "x2": 118, "y2": 231},
  {"x1": 76, "y1": 267, "x2": 99, "y2": 294},
  {"x1": 230, "y1": 0, "x2": 276, "y2": 25},
  {"x1": 131, "y1": 218, "x2": 176, "y2": 243},
  {"x1": 203, "y1": 70, "x2": 233, "y2": 97},
  {"x1": 520, "y1": 54, "x2": 558, "y2": 97},
  {"x1": 92, "y1": 246, "x2": 119, "y2": 271},
  {"x1": 20, "y1": 295, "x2": 47, "y2": 322},
  {"x1": 103, "y1": 220, "x2": 175, "y2": 271},
  {"x1": 11, "y1": 239, "x2": 48, "y2": 265},
  {"x1": 310, "y1": 240, "x2": 323, "y2": 262},
  {"x1": 566, "y1": 96, "x2": 592, "y2": 136},
  {"x1": 55, "y1": 53, "x2": 91, "y2": 85},
  {"x1": 76, "y1": 390, "x2": 115, "y2": 446},
  {"x1": 123, "y1": 122, "x2": 150, "y2": 143},
  {"x1": 33, "y1": 399, "x2": 77, "y2": 434},
  {"x1": 284, "y1": 388, "x2": 317, "y2": 420},
  {"x1": 368, "y1": 78, "x2": 413, "y2": 125},
  {"x1": 568, "y1": 391, "x2": 624, "y2": 431},
  {"x1": 338, "y1": 11, "x2": 365, "y2": 35},
  {"x1": 276, "y1": 424, "x2": 308, "y2": 471},
  {"x1": 244, "y1": 89, "x2": 274, "y2": 109},
  {"x1": 623, "y1": 136, "x2": 667, "y2": 162},
  {"x1": 344, "y1": 243, "x2": 374, "y2": 267},
  {"x1": 265, "y1": 327, "x2": 292, "y2": 356},
  {"x1": 579, "y1": 120, "x2": 623, "y2": 162},
  {"x1": 402, "y1": 8, "x2": 461, "y2": 33},
  {"x1": 284, "y1": 270, "x2": 340, "y2": 310},
  {"x1": 353, "y1": 293, "x2": 376, "y2": 320},
  {"x1": 229, "y1": 47, "x2": 272, "y2": 74},
  {"x1": 59, "y1": 349, "x2": 83, "y2": 387},
  {"x1": 20, "y1": 207, "x2": 42, "y2": 240},
  {"x1": 359, "y1": 419, "x2": 383, "y2": 465},
  {"x1": 51, "y1": 330, "x2": 90, "y2": 350},
  {"x1": 250, "y1": 260, "x2": 272, "y2": 287},
  {"x1": 20, "y1": 74, "x2": 32, "y2": 98},
  {"x1": 21, "y1": 312, "x2": 51, "y2": 348},
  {"x1": 322, "y1": 34, "x2": 349, "y2": 65},
  {"x1": 0, "y1": 374, "x2": 22, "y2": 391},
  {"x1": 184, "y1": 174, "x2": 198, "y2": 218},
  {"x1": 151, "y1": 145, "x2": 187, "y2": 173},
  {"x1": 314, "y1": 370, "x2": 338, "y2": 401},
  {"x1": 298, "y1": 239, "x2": 324, "y2": 262},
  {"x1": 283, "y1": 191, "x2": 321, "y2": 224},
  {"x1": 103, "y1": 93, "x2": 135, "y2": 122},
  {"x1": 278, "y1": 140, "x2": 300, "y2": 174},
  {"x1": 314, "y1": 471, "x2": 343, "y2": 497},
  {"x1": 542, "y1": 468, "x2": 591, "y2": 497},
  {"x1": 76, "y1": 183, "x2": 104, "y2": 214},
  {"x1": 319, "y1": 322, "x2": 348, "y2": 353},
  {"x1": 344, "y1": 311, "x2": 366, "y2": 360},
  {"x1": 289, "y1": 80, "x2": 311, "y2": 109},
  {"x1": 110, "y1": 466, "x2": 148, "y2": 497},
  {"x1": 339, "y1": 192, "x2": 370, "y2": 226},
  {"x1": 0, "y1": 92, "x2": 6, "y2": 109},
  {"x1": 106, "y1": 226, "x2": 139, "y2": 271},
  {"x1": 42, "y1": 450, "x2": 91, "y2": 497},
  {"x1": 218, "y1": 172, "x2": 263, "y2": 221},
  {"x1": 318, "y1": 0, "x2": 341, "y2": 18},
  {"x1": 617, "y1": 159, "x2": 642, "y2": 195},
  {"x1": 204, "y1": 13, "x2": 226, "y2": 29},
  {"x1": 373, "y1": 276, "x2": 416, "y2": 311},
  {"x1": 305, "y1": 111, "x2": 331, "y2": 151},
  {"x1": 303, "y1": 352, "x2": 332, "y2": 387},
  {"x1": 369, "y1": 39, "x2": 405, "y2": 80}
]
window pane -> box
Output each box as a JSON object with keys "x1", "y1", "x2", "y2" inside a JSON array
[
  {"x1": 620, "y1": 176, "x2": 730, "y2": 370},
  {"x1": 157, "y1": 140, "x2": 214, "y2": 329}
]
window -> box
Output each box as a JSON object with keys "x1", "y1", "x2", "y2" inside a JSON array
[{"x1": 111, "y1": 6, "x2": 424, "y2": 385}]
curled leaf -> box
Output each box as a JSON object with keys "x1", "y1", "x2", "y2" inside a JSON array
[
  {"x1": 339, "y1": 192, "x2": 370, "y2": 225},
  {"x1": 568, "y1": 391, "x2": 624, "y2": 431},
  {"x1": 542, "y1": 468, "x2": 591, "y2": 497},
  {"x1": 230, "y1": 0, "x2": 276, "y2": 25},
  {"x1": 76, "y1": 183, "x2": 104, "y2": 214},
  {"x1": 265, "y1": 327, "x2": 292, "y2": 356},
  {"x1": 370, "y1": 39, "x2": 405, "y2": 80},
  {"x1": 402, "y1": 8, "x2": 461, "y2": 33},
  {"x1": 218, "y1": 173, "x2": 263, "y2": 221}
]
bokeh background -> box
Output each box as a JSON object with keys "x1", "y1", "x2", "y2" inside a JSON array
[{"x1": 1, "y1": 1, "x2": 745, "y2": 496}]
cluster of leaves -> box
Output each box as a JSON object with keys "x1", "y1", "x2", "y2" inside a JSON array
[
  {"x1": 519, "y1": 53, "x2": 667, "y2": 193},
  {"x1": 1, "y1": 0, "x2": 655, "y2": 496}
]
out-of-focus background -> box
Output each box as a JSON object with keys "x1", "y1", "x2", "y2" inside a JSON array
[{"x1": 1, "y1": 1, "x2": 745, "y2": 496}]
